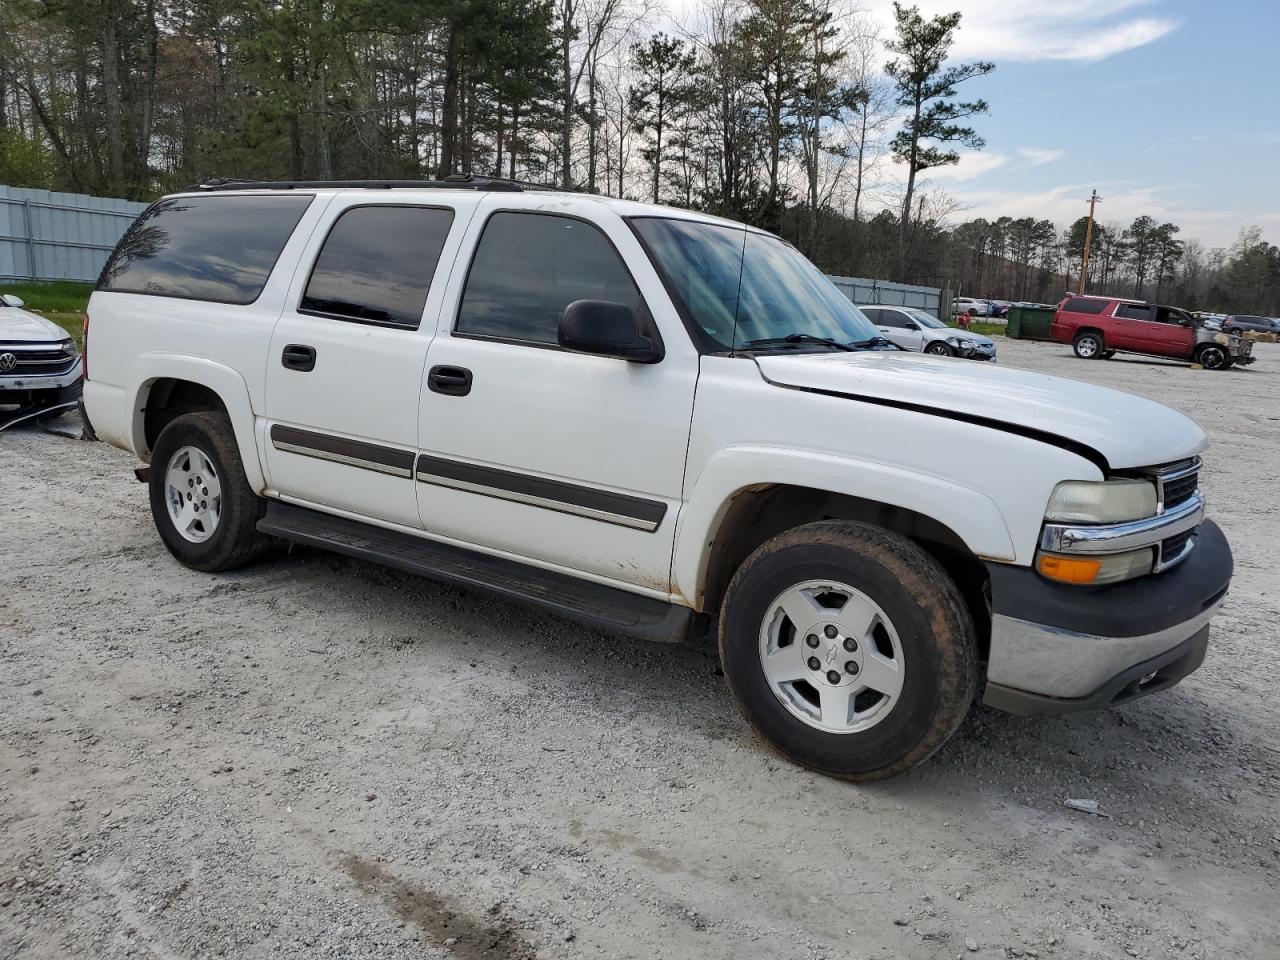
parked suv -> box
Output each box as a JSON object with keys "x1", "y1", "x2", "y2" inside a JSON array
[
  {"x1": 1051, "y1": 294, "x2": 1254, "y2": 370},
  {"x1": 1222, "y1": 315, "x2": 1280, "y2": 336},
  {"x1": 0, "y1": 292, "x2": 82, "y2": 417},
  {"x1": 860, "y1": 304, "x2": 996, "y2": 360},
  {"x1": 84, "y1": 179, "x2": 1233, "y2": 781}
]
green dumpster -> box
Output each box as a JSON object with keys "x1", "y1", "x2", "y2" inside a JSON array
[{"x1": 1006, "y1": 303, "x2": 1056, "y2": 341}]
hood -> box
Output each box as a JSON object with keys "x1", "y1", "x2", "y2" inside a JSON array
[
  {"x1": 0, "y1": 306, "x2": 71, "y2": 344},
  {"x1": 753, "y1": 351, "x2": 1207, "y2": 471}
]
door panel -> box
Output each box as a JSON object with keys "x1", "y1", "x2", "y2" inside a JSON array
[
  {"x1": 415, "y1": 201, "x2": 698, "y2": 592},
  {"x1": 263, "y1": 197, "x2": 479, "y2": 527}
]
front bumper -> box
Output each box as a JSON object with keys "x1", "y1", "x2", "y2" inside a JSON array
[
  {"x1": 0, "y1": 357, "x2": 83, "y2": 395},
  {"x1": 982, "y1": 520, "x2": 1231, "y2": 715}
]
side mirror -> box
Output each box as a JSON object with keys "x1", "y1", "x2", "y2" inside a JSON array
[
  {"x1": 1, "y1": 293, "x2": 24, "y2": 308},
  {"x1": 558, "y1": 300, "x2": 663, "y2": 363}
]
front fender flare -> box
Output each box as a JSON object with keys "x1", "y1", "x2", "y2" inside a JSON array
[
  {"x1": 672, "y1": 445, "x2": 1017, "y2": 609},
  {"x1": 129, "y1": 353, "x2": 266, "y2": 493}
]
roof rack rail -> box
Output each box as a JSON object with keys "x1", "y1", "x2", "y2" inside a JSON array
[{"x1": 194, "y1": 175, "x2": 525, "y2": 193}]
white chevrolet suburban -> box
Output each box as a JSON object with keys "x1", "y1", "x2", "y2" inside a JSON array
[{"x1": 83, "y1": 178, "x2": 1232, "y2": 780}]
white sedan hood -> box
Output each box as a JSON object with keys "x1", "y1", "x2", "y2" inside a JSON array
[
  {"x1": 0, "y1": 306, "x2": 70, "y2": 343},
  {"x1": 754, "y1": 351, "x2": 1207, "y2": 470}
]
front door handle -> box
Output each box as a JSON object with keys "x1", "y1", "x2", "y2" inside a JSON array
[
  {"x1": 282, "y1": 344, "x2": 316, "y2": 372},
  {"x1": 428, "y1": 365, "x2": 472, "y2": 397}
]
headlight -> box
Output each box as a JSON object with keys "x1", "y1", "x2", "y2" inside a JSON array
[
  {"x1": 61, "y1": 340, "x2": 79, "y2": 356},
  {"x1": 1045, "y1": 479, "x2": 1157, "y2": 524},
  {"x1": 1037, "y1": 547, "x2": 1155, "y2": 585}
]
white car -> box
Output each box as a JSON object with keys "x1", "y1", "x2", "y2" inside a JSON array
[
  {"x1": 953, "y1": 296, "x2": 992, "y2": 317},
  {"x1": 859, "y1": 304, "x2": 997, "y2": 361},
  {"x1": 83, "y1": 178, "x2": 1232, "y2": 781},
  {"x1": 0, "y1": 292, "x2": 82, "y2": 415}
]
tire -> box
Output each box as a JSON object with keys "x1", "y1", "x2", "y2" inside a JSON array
[
  {"x1": 1073, "y1": 331, "x2": 1104, "y2": 359},
  {"x1": 925, "y1": 342, "x2": 954, "y2": 357},
  {"x1": 718, "y1": 520, "x2": 977, "y2": 781},
  {"x1": 1194, "y1": 344, "x2": 1229, "y2": 370},
  {"x1": 966, "y1": 308, "x2": 978, "y2": 317},
  {"x1": 148, "y1": 412, "x2": 271, "y2": 572}
]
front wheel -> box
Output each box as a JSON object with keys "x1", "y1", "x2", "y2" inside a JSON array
[
  {"x1": 925, "y1": 342, "x2": 954, "y2": 357},
  {"x1": 1073, "y1": 331, "x2": 1104, "y2": 359},
  {"x1": 718, "y1": 521, "x2": 977, "y2": 781},
  {"x1": 1195, "y1": 344, "x2": 1229, "y2": 370},
  {"x1": 149, "y1": 412, "x2": 271, "y2": 571}
]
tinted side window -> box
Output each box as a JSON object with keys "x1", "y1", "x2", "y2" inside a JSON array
[
  {"x1": 456, "y1": 212, "x2": 641, "y2": 345},
  {"x1": 877, "y1": 311, "x2": 910, "y2": 329},
  {"x1": 301, "y1": 206, "x2": 454, "y2": 328},
  {"x1": 1116, "y1": 303, "x2": 1153, "y2": 321},
  {"x1": 1064, "y1": 297, "x2": 1109, "y2": 315},
  {"x1": 99, "y1": 194, "x2": 313, "y2": 304}
]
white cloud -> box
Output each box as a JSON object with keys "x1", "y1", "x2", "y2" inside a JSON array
[
  {"x1": 665, "y1": 1, "x2": 1179, "y2": 63},
  {"x1": 1018, "y1": 148, "x2": 1064, "y2": 166},
  {"x1": 860, "y1": 1, "x2": 1180, "y2": 63},
  {"x1": 928, "y1": 151, "x2": 1010, "y2": 181}
]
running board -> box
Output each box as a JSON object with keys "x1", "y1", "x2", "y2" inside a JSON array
[{"x1": 257, "y1": 501, "x2": 693, "y2": 643}]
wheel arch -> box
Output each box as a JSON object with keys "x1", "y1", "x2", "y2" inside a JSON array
[
  {"x1": 692, "y1": 484, "x2": 995, "y2": 662},
  {"x1": 674, "y1": 450, "x2": 1015, "y2": 648},
  {"x1": 129, "y1": 355, "x2": 266, "y2": 492},
  {"x1": 1073, "y1": 326, "x2": 1105, "y2": 343}
]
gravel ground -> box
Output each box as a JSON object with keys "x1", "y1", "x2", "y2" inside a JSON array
[{"x1": 3, "y1": 339, "x2": 1278, "y2": 960}]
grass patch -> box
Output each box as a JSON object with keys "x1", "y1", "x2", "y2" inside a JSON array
[
  {"x1": 960, "y1": 321, "x2": 1006, "y2": 337},
  {"x1": 1, "y1": 280, "x2": 93, "y2": 313}
]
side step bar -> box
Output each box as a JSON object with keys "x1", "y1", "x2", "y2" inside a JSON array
[{"x1": 257, "y1": 501, "x2": 693, "y2": 643}]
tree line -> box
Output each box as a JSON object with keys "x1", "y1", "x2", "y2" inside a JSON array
[{"x1": 0, "y1": 0, "x2": 1276, "y2": 315}]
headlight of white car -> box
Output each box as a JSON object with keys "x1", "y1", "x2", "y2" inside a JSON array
[
  {"x1": 1044, "y1": 479, "x2": 1157, "y2": 524},
  {"x1": 61, "y1": 339, "x2": 79, "y2": 356}
]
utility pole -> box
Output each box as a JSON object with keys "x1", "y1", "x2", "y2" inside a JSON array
[{"x1": 1077, "y1": 189, "x2": 1102, "y2": 295}]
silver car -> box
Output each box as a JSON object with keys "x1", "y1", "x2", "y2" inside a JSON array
[{"x1": 859, "y1": 305, "x2": 997, "y2": 361}]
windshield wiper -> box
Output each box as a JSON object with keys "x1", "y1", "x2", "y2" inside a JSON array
[
  {"x1": 847, "y1": 336, "x2": 899, "y2": 350},
  {"x1": 739, "y1": 333, "x2": 856, "y2": 352}
]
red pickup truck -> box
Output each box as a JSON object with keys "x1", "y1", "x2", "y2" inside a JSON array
[{"x1": 1051, "y1": 295, "x2": 1254, "y2": 370}]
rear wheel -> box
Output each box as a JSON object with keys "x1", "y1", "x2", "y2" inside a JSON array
[
  {"x1": 718, "y1": 521, "x2": 977, "y2": 781},
  {"x1": 1073, "y1": 331, "x2": 1104, "y2": 359},
  {"x1": 149, "y1": 412, "x2": 271, "y2": 571},
  {"x1": 1195, "y1": 344, "x2": 1229, "y2": 370},
  {"x1": 925, "y1": 341, "x2": 954, "y2": 357}
]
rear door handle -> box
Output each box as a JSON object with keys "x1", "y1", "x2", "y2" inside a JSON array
[
  {"x1": 428, "y1": 365, "x2": 472, "y2": 397},
  {"x1": 282, "y1": 344, "x2": 316, "y2": 372}
]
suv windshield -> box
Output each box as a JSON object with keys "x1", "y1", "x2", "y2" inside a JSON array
[{"x1": 631, "y1": 217, "x2": 881, "y2": 352}]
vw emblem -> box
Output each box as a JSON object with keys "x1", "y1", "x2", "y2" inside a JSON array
[{"x1": 0, "y1": 352, "x2": 17, "y2": 373}]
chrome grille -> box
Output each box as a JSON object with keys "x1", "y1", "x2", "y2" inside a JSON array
[
  {"x1": 0, "y1": 342, "x2": 77, "y2": 376},
  {"x1": 1150, "y1": 458, "x2": 1200, "y2": 513}
]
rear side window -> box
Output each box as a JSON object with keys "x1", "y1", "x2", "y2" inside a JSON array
[
  {"x1": 1115, "y1": 303, "x2": 1153, "y2": 321},
  {"x1": 300, "y1": 206, "x2": 454, "y2": 329},
  {"x1": 99, "y1": 194, "x2": 313, "y2": 304},
  {"x1": 1063, "y1": 297, "x2": 1109, "y2": 315},
  {"x1": 456, "y1": 212, "x2": 641, "y2": 345}
]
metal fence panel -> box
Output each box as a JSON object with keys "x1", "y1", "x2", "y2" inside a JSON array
[
  {"x1": 826, "y1": 274, "x2": 942, "y2": 318},
  {"x1": 0, "y1": 185, "x2": 147, "y2": 283}
]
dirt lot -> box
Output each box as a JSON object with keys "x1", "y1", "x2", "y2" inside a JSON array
[{"x1": 3, "y1": 339, "x2": 1278, "y2": 960}]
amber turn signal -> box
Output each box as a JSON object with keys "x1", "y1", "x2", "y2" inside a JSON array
[{"x1": 1037, "y1": 553, "x2": 1102, "y2": 584}]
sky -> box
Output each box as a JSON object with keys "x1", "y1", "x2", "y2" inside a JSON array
[{"x1": 671, "y1": 0, "x2": 1280, "y2": 250}]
